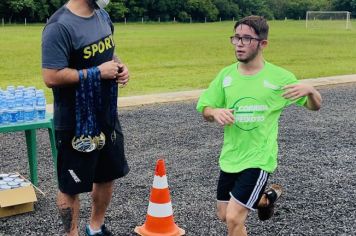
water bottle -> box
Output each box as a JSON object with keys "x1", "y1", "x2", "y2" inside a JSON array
[
  {"x1": 0, "y1": 91, "x2": 6, "y2": 125},
  {"x1": 35, "y1": 90, "x2": 46, "y2": 120},
  {"x1": 27, "y1": 86, "x2": 36, "y2": 91},
  {"x1": 0, "y1": 108, "x2": 3, "y2": 125},
  {"x1": 23, "y1": 95, "x2": 35, "y2": 122},
  {"x1": 2, "y1": 108, "x2": 10, "y2": 124},
  {"x1": 7, "y1": 86, "x2": 15, "y2": 96},
  {"x1": 6, "y1": 94, "x2": 15, "y2": 109},
  {"x1": 0, "y1": 90, "x2": 6, "y2": 109},
  {"x1": 8, "y1": 108, "x2": 17, "y2": 123},
  {"x1": 36, "y1": 106, "x2": 46, "y2": 120},
  {"x1": 5, "y1": 93, "x2": 16, "y2": 123},
  {"x1": 15, "y1": 88, "x2": 24, "y2": 99},
  {"x1": 16, "y1": 107, "x2": 23, "y2": 123},
  {"x1": 17, "y1": 85, "x2": 25, "y2": 91},
  {"x1": 15, "y1": 93, "x2": 24, "y2": 123},
  {"x1": 36, "y1": 90, "x2": 46, "y2": 106},
  {"x1": 0, "y1": 93, "x2": 3, "y2": 125},
  {"x1": 23, "y1": 107, "x2": 35, "y2": 122}
]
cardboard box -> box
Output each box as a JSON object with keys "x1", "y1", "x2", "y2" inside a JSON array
[{"x1": 0, "y1": 181, "x2": 37, "y2": 218}]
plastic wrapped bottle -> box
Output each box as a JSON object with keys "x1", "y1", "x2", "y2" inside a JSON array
[
  {"x1": 0, "y1": 91, "x2": 4, "y2": 125},
  {"x1": 6, "y1": 93, "x2": 17, "y2": 123},
  {"x1": 35, "y1": 90, "x2": 46, "y2": 120},
  {"x1": 6, "y1": 86, "x2": 15, "y2": 96},
  {"x1": 15, "y1": 89, "x2": 24, "y2": 122},
  {"x1": 23, "y1": 94, "x2": 35, "y2": 122}
]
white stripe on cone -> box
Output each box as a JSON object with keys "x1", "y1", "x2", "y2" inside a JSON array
[
  {"x1": 152, "y1": 175, "x2": 168, "y2": 189},
  {"x1": 147, "y1": 201, "x2": 173, "y2": 218}
]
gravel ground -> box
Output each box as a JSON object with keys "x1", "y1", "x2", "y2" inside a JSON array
[{"x1": 0, "y1": 84, "x2": 355, "y2": 236}]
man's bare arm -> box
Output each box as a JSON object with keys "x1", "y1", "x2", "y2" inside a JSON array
[
  {"x1": 203, "y1": 107, "x2": 235, "y2": 126},
  {"x1": 42, "y1": 60, "x2": 122, "y2": 88}
]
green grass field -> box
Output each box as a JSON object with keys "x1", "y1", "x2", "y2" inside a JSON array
[{"x1": 0, "y1": 20, "x2": 355, "y2": 103}]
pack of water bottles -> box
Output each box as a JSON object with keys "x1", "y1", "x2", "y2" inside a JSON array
[{"x1": 0, "y1": 85, "x2": 47, "y2": 125}]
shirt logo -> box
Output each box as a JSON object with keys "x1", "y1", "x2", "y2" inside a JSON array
[
  {"x1": 83, "y1": 35, "x2": 115, "y2": 59},
  {"x1": 263, "y1": 80, "x2": 282, "y2": 91},
  {"x1": 232, "y1": 97, "x2": 269, "y2": 131},
  {"x1": 223, "y1": 76, "x2": 232, "y2": 88}
]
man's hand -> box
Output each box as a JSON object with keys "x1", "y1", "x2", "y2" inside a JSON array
[
  {"x1": 203, "y1": 107, "x2": 235, "y2": 126},
  {"x1": 116, "y1": 64, "x2": 130, "y2": 87},
  {"x1": 282, "y1": 83, "x2": 313, "y2": 100},
  {"x1": 282, "y1": 83, "x2": 322, "y2": 111},
  {"x1": 98, "y1": 60, "x2": 120, "y2": 79}
]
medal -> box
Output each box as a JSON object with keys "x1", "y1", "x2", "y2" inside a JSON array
[
  {"x1": 72, "y1": 66, "x2": 117, "y2": 152},
  {"x1": 95, "y1": 132, "x2": 106, "y2": 150},
  {"x1": 72, "y1": 68, "x2": 101, "y2": 153},
  {"x1": 72, "y1": 135, "x2": 97, "y2": 153}
]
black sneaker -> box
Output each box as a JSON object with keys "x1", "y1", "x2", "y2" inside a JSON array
[
  {"x1": 100, "y1": 225, "x2": 113, "y2": 236},
  {"x1": 257, "y1": 184, "x2": 283, "y2": 221},
  {"x1": 85, "y1": 224, "x2": 113, "y2": 236}
]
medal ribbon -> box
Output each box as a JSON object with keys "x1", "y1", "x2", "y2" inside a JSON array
[{"x1": 73, "y1": 67, "x2": 103, "y2": 152}]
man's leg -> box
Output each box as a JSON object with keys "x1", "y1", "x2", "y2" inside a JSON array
[
  {"x1": 258, "y1": 193, "x2": 269, "y2": 207},
  {"x1": 57, "y1": 191, "x2": 80, "y2": 236},
  {"x1": 217, "y1": 201, "x2": 228, "y2": 222},
  {"x1": 217, "y1": 201, "x2": 248, "y2": 236},
  {"x1": 226, "y1": 200, "x2": 249, "y2": 236},
  {"x1": 89, "y1": 180, "x2": 115, "y2": 230},
  {"x1": 216, "y1": 168, "x2": 268, "y2": 235}
]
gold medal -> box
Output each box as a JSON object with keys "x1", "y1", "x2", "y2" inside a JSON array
[
  {"x1": 72, "y1": 135, "x2": 97, "y2": 153},
  {"x1": 72, "y1": 136, "x2": 82, "y2": 152},
  {"x1": 83, "y1": 136, "x2": 97, "y2": 152},
  {"x1": 96, "y1": 132, "x2": 106, "y2": 150}
]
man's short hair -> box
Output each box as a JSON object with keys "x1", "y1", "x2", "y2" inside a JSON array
[{"x1": 234, "y1": 15, "x2": 269, "y2": 40}]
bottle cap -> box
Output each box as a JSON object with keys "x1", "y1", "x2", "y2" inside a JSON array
[{"x1": 20, "y1": 182, "x2": 31, "y2": 187}]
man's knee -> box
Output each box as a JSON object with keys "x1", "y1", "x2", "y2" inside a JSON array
[
  {"x1": 225, "y1": 200, "x2": 249, "y2": 229},
  {"x1": 225, "y1": 210, "x2": 245, "y2": 228},
  {"x1": 217, "y1": 209, "x2": 226, "y2": 222},
  {"x1": 57, "y1": 191, "x2": 79, "y2": 209},
  {"x1": 217, "y1": 202, "x2": 228, "y2": 222}
]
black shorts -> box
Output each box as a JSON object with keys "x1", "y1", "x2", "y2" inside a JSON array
[
  {"x1": 217, "y1": 168, "x2": 269, "y2": 210},
  {"x1": 55, "y1": 122, "x2": 129, "y2": 195}
]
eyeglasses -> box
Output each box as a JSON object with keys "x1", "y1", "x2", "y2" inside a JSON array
[{"x1": 230, "y1": 36, "x2": 261, "y2": 45}]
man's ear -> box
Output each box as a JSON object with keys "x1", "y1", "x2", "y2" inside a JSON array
[{"x1": 260, "y1": 40, "x2": 268, "y2": 49}]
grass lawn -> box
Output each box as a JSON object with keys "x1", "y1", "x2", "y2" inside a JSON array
[{"x1": 0, "y1": 20, "x2": 355, "y2": 103}]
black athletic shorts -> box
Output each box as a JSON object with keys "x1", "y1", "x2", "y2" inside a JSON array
[
  {"x1": 217, "y1": 168, "x2": 269, "y2": 210},
  {"x1": 55, "y1": 122, "x2": 129, "y2": 195}
]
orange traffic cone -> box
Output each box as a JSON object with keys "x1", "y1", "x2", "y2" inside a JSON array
[{"x1": 135, "y1": 159, "x2": 185, "y2": 236}]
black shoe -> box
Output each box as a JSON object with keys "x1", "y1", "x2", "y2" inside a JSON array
[
  {"x1": 257, "y1": 184, "x2": 283, "y2": 221},
  {"x1": 85, "y1": 224, "x2": 113, "y2": 236},
  {"x1": 100, "y1": 225, "x2": 113, "y2": 236}
]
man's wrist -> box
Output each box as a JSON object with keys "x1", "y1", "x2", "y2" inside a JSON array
[{"x1": 203, "y1": 107, "x2": 215, "y2": 122}]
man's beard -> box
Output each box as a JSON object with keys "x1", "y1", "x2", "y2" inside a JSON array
[{"x1": 237, "y1": 44, "x2": 260, "y2": 63}]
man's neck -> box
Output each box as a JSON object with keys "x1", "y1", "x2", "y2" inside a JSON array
[
  {"x1": 66, "y1": 0, "x2": 95, "y2": 17},
  {"x1": 238, "y1": 56, "x2": 265, "y2": 76}
]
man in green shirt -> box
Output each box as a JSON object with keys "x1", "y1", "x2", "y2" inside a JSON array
[{"x1": 196, "y1": 15, "x2": 322, "y2": 236}]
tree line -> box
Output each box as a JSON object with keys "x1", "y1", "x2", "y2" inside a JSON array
[{"x1": 1, "y1": 0, "x2": 355, "y2": 23}]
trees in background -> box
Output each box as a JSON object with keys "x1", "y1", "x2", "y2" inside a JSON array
[
  {"x1": 332, "y1": 0, "x2": 356, "y2": 17},
  {"x1": 0, "y1": 0, "x2": 355, "y2": 23}
]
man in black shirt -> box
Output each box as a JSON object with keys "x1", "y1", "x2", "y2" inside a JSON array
[{"x1": 42, "y1": 0, "x2": 130, "y2": 235}]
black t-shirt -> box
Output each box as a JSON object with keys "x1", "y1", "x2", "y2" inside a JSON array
[{"x1": 42, "y1": 6, "x2": 116, "y2": 130}]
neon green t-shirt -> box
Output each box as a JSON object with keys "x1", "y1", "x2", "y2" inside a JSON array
[{"x1": 196, "y1": 61, "x2": 307, "y2": 174}]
